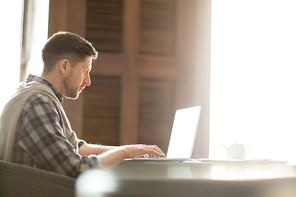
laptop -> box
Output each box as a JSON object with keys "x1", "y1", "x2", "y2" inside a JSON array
[{"x1": 130, "y1": 105, "x2": 201, "y2": 162}]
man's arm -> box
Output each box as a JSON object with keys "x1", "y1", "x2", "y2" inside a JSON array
[
  {"x1": 79, "y1": 143, "x2": 165, "y2": 170},
  {"x1": 79, "y1": 143, "x2": 116, "y2": 155}
]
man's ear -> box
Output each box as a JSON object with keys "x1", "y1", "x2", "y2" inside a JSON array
[{"x1": 59, "y1": 59, "x2": 71, "y2": 75}]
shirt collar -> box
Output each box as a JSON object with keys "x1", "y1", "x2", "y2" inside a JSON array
[{"x1": 26, "y1": 74, "x2": 64, "y2": 103}]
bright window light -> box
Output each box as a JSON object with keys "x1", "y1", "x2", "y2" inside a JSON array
[
  {"x1": 210, "y1": 0, "x2": 296, "y2": 161},
  {"x1": 25, "y1": 0, "x2": 49, "y2": 77},
  {"x1": 0, "y1": 1, "x2": 23, "y2": 112}
]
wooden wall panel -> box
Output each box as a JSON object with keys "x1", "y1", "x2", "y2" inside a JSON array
[
  {"x1": 86, "y1": 0, "x2": 123, "y2": 53},
  {"x1": 139, "y1": 0, "x2": 176, "y2": 56},
  {"x1": 119, "y1": 0, "x2": 139, "y2": 145},
  {"x1": 83, "y1": 76, "x2": 121, "y2": 145},
  {"x1": 138, "y1": 79, "x2": 175, "y2": 153}
]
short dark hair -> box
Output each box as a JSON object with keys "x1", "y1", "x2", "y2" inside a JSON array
[{"x1": 42, "y1": 31, "x2": 98, "y2": 72}]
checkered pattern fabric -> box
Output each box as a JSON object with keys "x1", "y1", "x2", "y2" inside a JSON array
[{"x1": 11, "y1": 75, "x2": 101, "y2": 178}]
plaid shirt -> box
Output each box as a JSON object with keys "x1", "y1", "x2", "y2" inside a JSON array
[{"x1": 11, "y1": 75, "x2": 101, "y2": 178}]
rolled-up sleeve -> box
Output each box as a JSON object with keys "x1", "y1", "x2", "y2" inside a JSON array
[{"x1": 18, "y1": 95, "x2": 101, "y2": 178}]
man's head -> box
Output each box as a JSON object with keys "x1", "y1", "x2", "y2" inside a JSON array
[
  {"x1": 42, "y1": 31, "x2": 98, "y2": 73},
  {"x1": 42, "y1": 32, "x2": 98, "y2": 100}
]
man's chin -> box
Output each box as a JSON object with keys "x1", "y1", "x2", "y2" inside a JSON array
[
  {"x1": 65, "y1": 96, "x2": 78, "y2": 100},
  {"x1": 64, "y1": 92, "x2": 80, "y2": 100}
]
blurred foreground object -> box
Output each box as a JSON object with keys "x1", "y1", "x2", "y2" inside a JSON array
[{"x1": 75, "y1": 169, "x2": 117, "y2": 197}]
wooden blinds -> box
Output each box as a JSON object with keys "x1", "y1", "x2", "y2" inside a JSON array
[
  {"x1": 86, "y1": 0, "x2": 123, "y2": 53},
  {"x1": 138, "y1": 79, "x2": 175, "y2": 153},
  {"x1": 83, "y1": 76, "x2": 121, "y2": 145},
  {"x1": 139, "y1": 0, "x2": 176, "y2": 56}
]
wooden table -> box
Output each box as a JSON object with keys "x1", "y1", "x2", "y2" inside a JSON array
[{"x1": 77, "y1": 159, "x2": 296, "y2": 197}]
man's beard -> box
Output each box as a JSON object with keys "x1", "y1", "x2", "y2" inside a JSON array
[{"x1": 63, "y1": 76, "x2": 80, "y2": 100}]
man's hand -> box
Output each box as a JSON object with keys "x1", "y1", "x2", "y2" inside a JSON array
[
  {"x1": 98, "y1": 144, "x2": 165, "y2": 170},
  {"x1": 120, "y1": 144, "x2": 165, "y2": 159}
]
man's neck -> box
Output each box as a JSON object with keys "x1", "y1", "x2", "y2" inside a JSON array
[{"x1": 41, "y1": 71, "x2": 63, "y2": 96}]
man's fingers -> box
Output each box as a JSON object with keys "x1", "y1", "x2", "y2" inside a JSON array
[
  {"x1": 124, "y1": 144, "x2": 165, "y2": 158},
  {"x1": 144, "y1": 145, "x2": 165, "y2": 157}
]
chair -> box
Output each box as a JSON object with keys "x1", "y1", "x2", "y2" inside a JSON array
[{"x1": 0, "y1": 160, "x2": 75, "y2": 197}]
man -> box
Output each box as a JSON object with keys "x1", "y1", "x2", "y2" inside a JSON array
[{"x1": 0, "y1": 31, "x2": 164, "y2": 178}]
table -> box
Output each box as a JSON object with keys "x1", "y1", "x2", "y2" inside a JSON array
[{"x1": 77, "y1": 159, "x2": 296, "y2": 197}]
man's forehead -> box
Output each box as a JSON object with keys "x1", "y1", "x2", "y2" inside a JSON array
[{"x1": 79, "y1": 57, "x2": 93, "y2": 69}]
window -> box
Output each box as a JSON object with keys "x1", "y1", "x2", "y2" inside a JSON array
[
  {"x1": 0, "y1": 0, "x2": 49, "y2": 112},
  {"x1": 23, "y1": 0, "x2": 49, "y2": 78},
  {"x1": 0, "y1": 1, "x2": 23, "y2": 111},
  {"x1": 210, "y1": 0, "x2": 296, "y2": 161}
]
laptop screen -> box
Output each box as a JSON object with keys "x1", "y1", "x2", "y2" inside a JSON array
[{"x1": 166, "y1": 106, "x2": 201, "y2": 159}]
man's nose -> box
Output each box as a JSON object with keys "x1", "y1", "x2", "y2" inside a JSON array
[{"x1": 85, "y1": 73, "x2": 91, "y2": 86}]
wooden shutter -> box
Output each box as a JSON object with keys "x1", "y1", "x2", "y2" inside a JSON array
[
  {"x1": 83, "y1": 76, "x2": 121, "y2": 145},
  {"x1": 139, "y1": 0, "x2": 176, "y2": 56},
  {"x1": 86, "y1": 0, "x2": 123, "y2": 53},
  {"x1": 138, "y1": 79, "x2": 175, "y2": 152}
]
